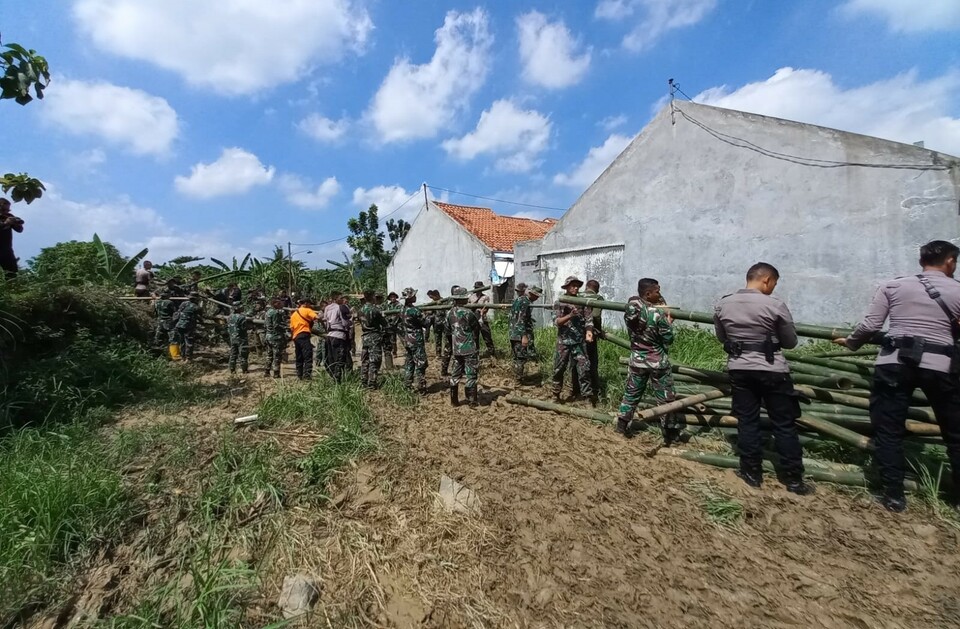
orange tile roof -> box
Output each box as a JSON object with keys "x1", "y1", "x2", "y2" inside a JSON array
[{"x1": 433, "y1": 201, "x2": 557, "y2": 252}]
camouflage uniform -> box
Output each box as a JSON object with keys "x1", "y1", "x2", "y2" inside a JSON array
[
  {"x1": 616, "y1": 297, "x2": 680, "y2": 435},
  {"x1": 154, "y1": 297, "x2": 177, "y2": 345},
  {"x1": 552, "y1": 301, "x2": 592, "y2": 399},
  {"x1": 446, "y1": 296, "x2": 480, "y2": 406},
  {"x1": 174, "y1": 299, "x2": 203, "y2": 359},
  {"x1": 431, "y1": 300, "x2": 446, "y2": 357},
  {"x1": 227, "y1": 311, "x2": 250, "y2": 373},
  {"x1": 399, "y1": 291, "x2": 428, "y2": 392},
  {"x1": 359, "y1": 302, "x2": 387, "y2": 388},
  {"x1": 467, "y1": 289, "x2": 495, "y2": 355},
  {"x1": 509, "y1": 292, "x2": 535, "y2": 379},
  {"x1": 263, "y1": 306, "x2": 286, "y2": 377}
]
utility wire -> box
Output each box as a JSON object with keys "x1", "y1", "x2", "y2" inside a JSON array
[
  {"x1": 290, "y1": 189, "x2": 422, "y2": 247},
  {"x1": 677, "y1": 105, "x2": 953, "y2": 171},
  {"x1": 427, "y1": 185, "x2": 568, "y2": 213}
]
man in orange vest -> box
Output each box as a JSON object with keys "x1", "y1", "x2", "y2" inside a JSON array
[{"x1": 290, "y1": 297, "x2": 319, "y2": 380}]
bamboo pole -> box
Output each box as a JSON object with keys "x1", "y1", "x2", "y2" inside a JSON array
[
  {"x1": 633, "y1": 390, "x2": 729, "y2": 421},
  {"x1": 657, "y1": 448, "x2": 917, "y2": 490},
  {"x1": 505, "y1": 395, "x2": 613, "y2": 423},
  {"x1": 785, "y1": 352, "x2": 874, "y2": 376},
  {"x1": 795, "y1": 415, "x2": 873, "y2": 450},
  {"x1": 808, "y1": 348, "x2": 878, "y2": 358},
  {"x1": 558, "y1": 295, "x2": 865, "y2": 342}
]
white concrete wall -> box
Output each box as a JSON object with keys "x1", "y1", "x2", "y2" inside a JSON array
[
  {"x1": 387, "y1": 202, "x2": 492, "y2": 299},
  {"x1": 526, "y1": 102, "x2": 960, "y2": 327}
]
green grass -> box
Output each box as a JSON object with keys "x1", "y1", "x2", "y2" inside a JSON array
[
  {"x1": 198, "y1": 435, "x2": 284, "y2": 523},
  {"x1": 910, "y1": 460, "x2": 960, "y2": 529},
  {"x1": 257, "y1": 377, "x2": 377, "y2": 494},
  {"x1": 380, "y1": 371, "x2": 420, "y2": 408},
  {"x1": 0, "y1": 424, "x2": 130, "y2": 621},
  {"x1": 688, "y1": 480, "x2": 745, "y2": 529}
]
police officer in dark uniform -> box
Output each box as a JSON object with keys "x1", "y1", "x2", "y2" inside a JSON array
[
  {"x1": 714, "y1": 262, "x2": 813, "y2": 495},
  {"x1": 834, "y1": 240, "x2": 960, "y2": 512}
]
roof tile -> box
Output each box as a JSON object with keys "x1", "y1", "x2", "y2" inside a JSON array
[{"x1": 434, "y1": 201, "x2": 556, "y2": 252}]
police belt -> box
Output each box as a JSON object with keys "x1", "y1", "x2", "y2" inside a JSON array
[
  {"x1": 723, "y1": 339, "x2": 781, "y2": 363},
  {"x1": 881, "y1": 336, "x2": 956, "y2": 356}
]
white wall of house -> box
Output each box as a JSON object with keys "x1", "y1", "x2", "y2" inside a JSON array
[
  {"x1": 387, "y1": 201, "x2": 492, "y2": 299},
  {"x1": 517, "y1": 102, "x2": 960, "y2": 327}
]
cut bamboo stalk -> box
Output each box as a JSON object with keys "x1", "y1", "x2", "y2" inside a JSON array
[{"x1": 505, "y1": 395, "x2": 613, "y2": 423}]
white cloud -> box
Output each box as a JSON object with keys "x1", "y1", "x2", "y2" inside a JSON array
[
  {"x1": 43, "y1": 79, "x2": 178, "y2": 156},
  {"x1": 442, "y1": 100, "x2": 552, "y2": 173},
  {"x1": 694, "y1": 67, "x2": 960, "y2": 157},
  {"x1": 554, "y1": 133, "x2": 632, "y2": 188},
  {"x1": 279, "y1": 174, "x2": 341, "y2": 209},
  {"x1": 175, "y1": 148, "x2": 275, "y2": 199},
  {"x1": 517, "y1": 12, "x2": 591, "y2": 89},
  {"x1": 298, "y1": 114, "x2": 350, "y2": 143},
  {"x1": 599, "y1": 114, "x2": 628, "y2": 131},
  {"x1": 352, "y1": 185, "x2": 422, "y2": 222},
  {"x1": 73, "y1": 0, "x2": 373, "y2": 96},
  {"x1": 841, "y1": 0, "x2": 960, "y2": 32},
  {"x1": 368, "y1": 9, "x2": 493, "y2": 142},
  {"x1": 595, "y1": 0, "x2": 717, "y2": 51}
]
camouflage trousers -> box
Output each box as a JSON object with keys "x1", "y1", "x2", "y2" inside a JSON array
[
  {"x1": 404, "y1": 342, "x2": 428, "y2": 391},
  {"x1": 553, "y1": 342, "x2": 591, "y2": 397},
  {"x1": 434, "y1": 323, "x2": 445, "y2": 357},
  {"x1": 229, "y1": 340, "x2": 249, "y2": 373},
  {"x1": 450, "y1": 352, "x2": 479, "y2": 390},
  {"x1": 265, "y1": 338, "x2": 284, "y2": 376},
  {"x1": 511, "y1": 339, "x2": 533, "y2": 379},
  {"x1": 617, "y1": 366, "x2": 681, "y2": 431},
  {"x1": 475, "y1": 320, "x2": 495, "y2": 353},
  {"x1": 155, "y1": 320, "x2": 173, "y2": 345},
  {"x1": 440, "y1": 332, "x2": 454, "y2": 375},
  {"x1": 175, "y1": 326, "x2": 197, "y2": 359},
  {"x1": 361, "y1": 342, "x2": 383, "y2": 387}
]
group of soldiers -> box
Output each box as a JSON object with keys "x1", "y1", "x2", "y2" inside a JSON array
[{"x1": 140, "y1": 239, "x2": 960, "y2": 512}]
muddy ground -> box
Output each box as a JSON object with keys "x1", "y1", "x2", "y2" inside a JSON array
[{"x1": 34, "y1": 346, "x2": 960, "y2": 628}]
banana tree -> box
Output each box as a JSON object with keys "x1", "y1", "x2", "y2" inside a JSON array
[{"x1": 93, "y1": 233, "x2": 147, "y2": 286}]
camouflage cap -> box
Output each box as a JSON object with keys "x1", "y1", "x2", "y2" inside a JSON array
[
  {"x1": 561, "y1": 275, "x2": 583, "y2": 289},
  {"x1": 449, "y1": 284, "x2": 461, "y2": 294},
  {"x1": 402, "y1": 287, "x2": 417, "y2": 299},
  {"x1": 528, "y1": 285, "x2": 543, "y2": 297},
  {"x1": 387, "y1": 291, "x2": 399, "y2": 299},
  {"x1": 451, "y1": 286, "x2": 469, "y2": 300},
  {"x1": 515, "y1": 282, "x2": 527, "y2": 293},
  {"x1": 472, "y1": 281, "x2": 488, "y2": 292}
]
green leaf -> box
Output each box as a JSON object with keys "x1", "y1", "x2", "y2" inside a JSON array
[
  {"x1": 92, "y1": 233, "x2": 112, "y2": 278},
  {"x1": 114, "y1": 247, "x2": 149, "y2": 283},
  {"x1": 209, "y1": 257, "x2": 230, "y2": 272}
]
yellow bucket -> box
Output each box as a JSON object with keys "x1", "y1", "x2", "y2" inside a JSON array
[{"x1": 168, "y1": 343, "x2": 182, "y2": 360}]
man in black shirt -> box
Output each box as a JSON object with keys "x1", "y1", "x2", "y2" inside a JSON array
[{"x1": 0, "y1": 199, "x2": 24, "y2": 278}]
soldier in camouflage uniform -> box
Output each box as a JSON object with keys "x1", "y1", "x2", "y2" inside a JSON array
[
  {"x1": 174, "y1": 292, "x2": 203, "y2": 361},
  {"x1": 249, "y1": 297, "x2": 267, "y2": 356},
  {"x1": 440, "y1": 285, "x2": 460, "y2": 376},
  {"x1": 399, "y1": 287, "x2": 428, "y2": 393},
  {"x1": 509, "y1": 283, "x2": 542, "y2": 381},
  {"x1": 226, "y1": 302, "x2": 250, "y2": 374},
  {"x1": 446, "y1": 287, "x2": 480, "y2": 407},
  {"x1": 154, "y1": 290, "x2": 177, "y2": 346},
  {"x1": 263, "y1": 297, "x2": 287, "y2": 378},
  {"x1": 467, "y1": 281, "x2": 495, "y2": 357},
  {"x1": 552, "y1": 276, "x2": 593, "y2": 404},
  {"x1": 426, "y1": 289, "x2": 444, "y2": 356},
  {"x1": 359, "y1": 289, "x2": 388, "y2": 389},
  {"x1": 615, "y1": 278, "x2": 682, "y2": 443}
]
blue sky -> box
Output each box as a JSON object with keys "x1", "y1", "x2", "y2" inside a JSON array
[{"x1": 2, "y1": 0, "x2": 958, "y2": 267}]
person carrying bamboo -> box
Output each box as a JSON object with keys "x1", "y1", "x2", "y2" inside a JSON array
[
  {"x1": 440, "y1": 285, "x2": 460, "y2": 377},
  {"x1": 359, "y1": 288, "x2": 388, "y2": 389},
  {"x1": 399, "y1": 287, "x2": 428, "y2": 393},
  {"x1": 174, "y1": 291, "x2": 203, "y2": 361},
  {"x1": 552, "y1": 276, "x2": 594, "y2": 405},
  {"x1": 227, "y1": 302, "x2": 250, "y2": 375},
  {"x1": 263, "y1": 297, "x2": 287, "y2": 378},
  {"x1": 446, "y1": 286, "x2": 481, "y2": 407},
  {"x1": 714, "y1": 263, "x2": 812, "y2": 496},
  {"x1": 468, "y1": 281, "x2": 496, "y2": 357},
  {"x1": 290, "y1": 297, "x2": 319, "y2": 381},
  {"x1": 509, "y1": 283, "x2": 541, "y2": 382},
  {"x1": 615, "y1": 278, "x2": 680, "y2": 442},
  {"x1": 154, "y1": 290, "x2": 176, "y2": 346},
  {"x1": 834, "y1": 240, "x2": 960, "y2": 512}
]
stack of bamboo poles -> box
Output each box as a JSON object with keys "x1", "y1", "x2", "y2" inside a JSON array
[{"x1": 506, "y1": 295, "x2": 947, "y2": 491}]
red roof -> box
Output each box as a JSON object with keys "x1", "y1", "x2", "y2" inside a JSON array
[{"x1": 433, "y1": 201, "x2": 557, "y2": 252}]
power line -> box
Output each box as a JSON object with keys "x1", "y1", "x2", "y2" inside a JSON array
[
  {"x1": 290, "y1": 189, "x2": 423, "y2": 248},
  {"x1": 427, "y1": 185, "x2": 568, "y2": 212},
  {"x1": 677, "y1": 105, "x2": 953, "y2": 171}
]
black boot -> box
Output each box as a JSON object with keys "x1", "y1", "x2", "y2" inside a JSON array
[
  {"x1": 736, "y1": 469, "x2": 763, "y2": 488},
  {"x1": 466, "y1": 387, "x2": 478, "y2": 408},
  {"x1": 880, "y1": 492, "x2": 907, "y2": 513},
  {"x1": 449, "y1": 386, "x2": 459, "y2": 407},
  {"x1": 615, "y1": 418, "x2": 633, "y2": 439},
  {"x1": 784, "y1": 475, "x2": 815, "y2": 496}
]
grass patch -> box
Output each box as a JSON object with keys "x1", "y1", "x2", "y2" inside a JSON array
[
  {"x1": 911, "y1": 461, "x2": 960, "y2": 529},
  {"x1": 380, "y1": 371, "x2": 420, "y2": 408},
  {"x1": 0, "y1": 424, "x2": 130, "y2": 621},
  {"x1": 199, "y1": 435, "x2": 284, "y2": 523},
  {"x1": 257, "y1": 377, "x2": 376, "y2": 494},
  {"x1": 688, "y1": 480, "x2": 744, "y2": 529}
]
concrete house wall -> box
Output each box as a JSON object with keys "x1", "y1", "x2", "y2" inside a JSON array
[
  {"x1": 387, "y1": 201, "x2": 492, "y2": 299},
  {"x1": 516, "y1": 102, "x2": 960, "y2": 327}
]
